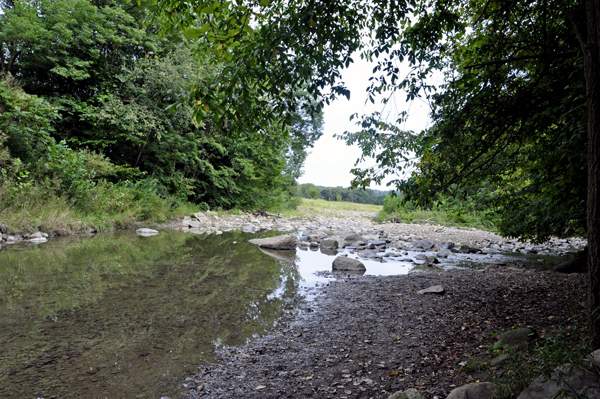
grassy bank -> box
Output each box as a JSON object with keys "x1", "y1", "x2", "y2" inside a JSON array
[
  {"x1": 0, "y1": 179, "x2": 198, "y2": 235},
  {"x1": 281, "y1": 198, "x2": 382, "y2": 218}
]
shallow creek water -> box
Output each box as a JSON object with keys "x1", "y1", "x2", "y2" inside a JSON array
[{"x1": 0, "y1": 229, "x2": 552, "y2": 398}]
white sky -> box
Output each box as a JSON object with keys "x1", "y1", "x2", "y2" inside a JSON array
[{"x1": 297, "y1": 56, "x2": 432, "y2": 190}]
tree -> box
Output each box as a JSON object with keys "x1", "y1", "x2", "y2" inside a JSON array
[
  {"x1": 1, "y1": 0, "x2": 323, "y2": 210},
  {"x1": 159, "y1": 0, "x2": 600, "y2": 348}
]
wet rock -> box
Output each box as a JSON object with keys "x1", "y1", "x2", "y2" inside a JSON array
[
  {"x1": 309, "y1": 241, "x2": 319, "y2": 247},
  {"x1": 517, "y1": 364, "x2": 600, "y2": 399},
  {"x1": 344, "y1": 234, "x2": 364, "y2": 244},
  {"x1": 447, "y1": 382, "x2": 497, "y2": 399},
  {"x1": 249, "y1": 235, "x2": 297, "y2": 250},
  {"x1": 136, "y1": 228, "x2": 159, "y2": 236},
  {"x1": 414, "y1": 254, "x2": 427, "y2": 260},
  {"x1": 320, "y1": 247, "x2": 338, "y2": 256},
  {"x1": 426, "y1": 256, "x2": 439, "y2": 265},
  {"x1": 369, "y1": 240, "x2": 387, "y2": 246},
  {"x1": 417, "y1": 239, "x2": 435, "y2": 249},
  {"x1": 417, "y1": 285, "x2": 445, "y2": 295},
  {"x1": 321, "y1": 239, "x2": 339, "y2": 250},
  {"x1": 437, "y1": 252, "x2": 449, "y2": 258},
  {"x1": 388, "y1": 388, "x2": 425, "y2": 399},
  {"x1": 307, "y1": 235, "x2": 321, "y2": 243},
  {"x1": 242, "y1": 223, "x2": 257, "y2": 233},
  {"x1": 497, "y1": 327, "x2": 537, "y2": 350},
  {"x1": 459, "y1": 244, "x2": 481, "y2": 254},
  {"x1": 332, "y1": 256, "x2": 366, "y2": 272},
  {"x1": 440, "y1": 241, "x2": 455, "y2": 249},
  {"x1": 357, "y1": 250, "x2": 378, "y2": 258}
]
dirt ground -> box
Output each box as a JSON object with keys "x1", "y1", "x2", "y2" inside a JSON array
[{"x1": 183, "y1": 261, "x2": 587, "y2": 399}]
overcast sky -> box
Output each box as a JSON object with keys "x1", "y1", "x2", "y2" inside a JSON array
[{"x1": 297, "y1": 57, "x2": 432, "y2": 190}]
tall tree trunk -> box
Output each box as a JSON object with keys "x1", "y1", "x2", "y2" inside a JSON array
[{"x1": 585, "y1": 0, "x2": 600, "y2": 350}]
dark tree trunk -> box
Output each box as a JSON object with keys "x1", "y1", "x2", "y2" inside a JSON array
[{"x1": 584, "y1": 0, "x2": 600, "y2": 350}]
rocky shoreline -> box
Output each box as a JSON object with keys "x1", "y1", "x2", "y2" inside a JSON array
[
  {"x1": 0, "y1": 209, "x2": 587, "y2": 258},
  {"x1": 179, "y1": 210, "x2": 586, "y2": 258}
]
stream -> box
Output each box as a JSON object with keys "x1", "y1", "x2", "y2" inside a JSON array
[{"x1": 0, "y1": 229, "x2": 556, "y2": 398}]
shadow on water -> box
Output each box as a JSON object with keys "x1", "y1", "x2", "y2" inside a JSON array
[{"x1": 0, "y1": 230, "x2": 305, "y2": 398}]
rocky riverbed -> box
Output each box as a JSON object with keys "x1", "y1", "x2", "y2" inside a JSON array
[
  {"x1": 1, "y1": 208, "x2": 592, "y2": 398},
  {"x1": 179, "y1": 209, "x2": 586, "y2": 257},
  {"x1": 175, "y1": 209, "x2": 590, "y2": 399}
]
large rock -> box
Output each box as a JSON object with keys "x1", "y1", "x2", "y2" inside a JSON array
[
  {"x1": 497, "y1": 328, "x2": 537, "y2": 350},
  {"x1": 357, "y1": 250, "x2": 378, "y2": 259},
  {"x1": 447, "y1": 382, "x2": 497, "y2": 399},
  {"x1": 440, "y1": 241, "x2": 455, "y2": 249},
  {"x1": 517, "y1": 364, "x2": 600, "y2": 399},
  {"x1": 388, "y1": 388, "x2": 425, "y2": 399},
  {"x1": 417, "y1": 239, "x2": 435, "y2": 250},
  {"x1": 321, "y1": 239, "x2": 339, "y2": 250},
  {"x1": 332, "y1": 256, "x2": 366, "y2": 272},
  {"x1": 459, "y1": 244, "x2": 481, "y2": 254},
  {"x1": 344, "y1": 234, "x2": 364, "y2": 244},
  {"x1": 249, "y1": 235, "x2": 297, "y2": 250}
]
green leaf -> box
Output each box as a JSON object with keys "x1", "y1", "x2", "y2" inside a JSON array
[{"x1": 184, "y1": 28, "x2": 203, "y2": 39}]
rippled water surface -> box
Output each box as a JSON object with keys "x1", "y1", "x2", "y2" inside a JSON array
[{"x1": 0, "y1": 229, "x2": 551, "y2": 398}]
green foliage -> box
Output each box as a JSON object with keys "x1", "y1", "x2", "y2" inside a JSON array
[
  {"x1": 0, "y1": 74, "x2": 57, "y2": 167},
  {"x1": 0, "y1": 0, "x2": 323, "y2": 218},
  {"x1": 375, "y1": 192, "x2": 498, "y2": 230}
]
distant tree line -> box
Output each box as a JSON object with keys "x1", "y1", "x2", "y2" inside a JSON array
[{"x1": 298, "y1": 183, "x2": 388, "y2": 205}]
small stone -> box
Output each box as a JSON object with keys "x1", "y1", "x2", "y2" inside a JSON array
[
  {"x1": 417, "y1": 285, "x2": 445, "y2": 295},
  {"x1": 136, "y1": 228, "x2": 159, "y2": 236}
]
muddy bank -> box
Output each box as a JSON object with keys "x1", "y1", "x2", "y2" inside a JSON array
[{"x1": 183, "y1": 264, "x2": 586, "y2": 398}]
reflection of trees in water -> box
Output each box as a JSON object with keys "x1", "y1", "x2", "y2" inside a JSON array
[{"x1": 0, "y1": 230, "x2": 305, "y2": 399}]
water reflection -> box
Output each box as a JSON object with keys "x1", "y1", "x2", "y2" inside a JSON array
[{"x1": 0, "y1": 230, "x2": 305, "y2": 398}]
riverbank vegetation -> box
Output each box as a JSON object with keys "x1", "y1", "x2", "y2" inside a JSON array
[{"x1": 0, "y1": 0, "x2": 324, "y2": 234}]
